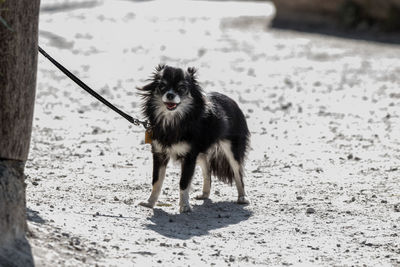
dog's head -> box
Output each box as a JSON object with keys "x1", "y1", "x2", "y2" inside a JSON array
[{"x1": 139, "y1": 65, "x2": 204, "y2": 127}]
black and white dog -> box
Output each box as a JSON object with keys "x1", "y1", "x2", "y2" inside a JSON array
[{"x1": 138, "y1": 65, "x2": 250, "y2": 212}]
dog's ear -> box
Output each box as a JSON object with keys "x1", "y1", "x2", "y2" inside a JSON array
[
  {"x1": 186, "y1": 67, "x2": 198, "y2": 83},
  {"x1": 137, "y1": 65, "x2": 166, "y2": 92},
  {"x1": 187, "y1": 67, "x2": 197, "y2": 77},
  {"x1": 153, "y1": 64, "x2": 166, "y2": 81}
]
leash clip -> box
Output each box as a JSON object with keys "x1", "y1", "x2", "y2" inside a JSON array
[{"x1": 132, "y1": 118, "x2": 151, "y2": 130}]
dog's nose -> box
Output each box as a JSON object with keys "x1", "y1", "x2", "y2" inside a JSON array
[{"x1": 166, "y1": 92, "x2": 175, "y2": 100}]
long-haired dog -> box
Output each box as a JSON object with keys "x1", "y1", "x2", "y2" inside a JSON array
[{"x1": 138, "y1": 65, "x2": 250, "y2": 212}]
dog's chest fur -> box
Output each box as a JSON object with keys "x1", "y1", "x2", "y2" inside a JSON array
[{"x1": 152, "y1": 140, "x2": 191, "y2": 161}]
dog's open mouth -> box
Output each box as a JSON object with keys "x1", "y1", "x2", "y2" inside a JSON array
[{"x1": 164, "y1": 102, "x2": 179, "y2": 110}]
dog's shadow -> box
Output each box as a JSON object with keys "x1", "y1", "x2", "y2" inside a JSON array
[{"x1": 145, "y1": 199, "x2": 253, "y2": 240}]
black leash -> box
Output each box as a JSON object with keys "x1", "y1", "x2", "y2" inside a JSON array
[{"x1": 38, "y1": 46, "x2": 151, "y2": 129}]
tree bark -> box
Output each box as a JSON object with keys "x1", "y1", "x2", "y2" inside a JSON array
[
  {"x1": 0, "y1": 0, "x2": 40, "y2": 161},
  {"x1": 0, "y1": 160, "x2": 33, "y2": 267},
  {"x1": 0, "y1": 0, "x2": 40, "y2": 266}
]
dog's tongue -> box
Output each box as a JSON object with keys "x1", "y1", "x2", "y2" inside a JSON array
[{"x1": 165, "y1": 102, "x2": 177, "y2": 110}]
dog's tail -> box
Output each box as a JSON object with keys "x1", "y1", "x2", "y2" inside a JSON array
[
  {"x1": 209, "y1": 153, "x2": 236, "y2": 185},
  {"x1": 208, "y1": 140, "x2": 247, "y2": 185}
]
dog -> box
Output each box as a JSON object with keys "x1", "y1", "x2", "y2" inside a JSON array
[{"x1": 138, "y1": 65, "x2": 250, "y2": 212}]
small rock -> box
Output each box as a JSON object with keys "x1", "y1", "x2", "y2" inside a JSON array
[
  {"x1": 315, "y1": 167, "x2": 323, "y2": 173},
  {"x1": 394, "y1": 203, "x2": 400, "y2": 212},
  {"x1": 296, "y1": 196, "x2": 303, "y2": 201},
  {"x1": 61, "y1": 232, "x2": 70, "y2": 238},
  {"x1": 280, "y1": 102, "x2": 292, "y2": 110},
  {"x1": 306, "y1": 207, "x2": 316, "y2": 214}
]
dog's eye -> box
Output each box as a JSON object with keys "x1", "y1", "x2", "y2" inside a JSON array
[
  {"x1": 157, "y1": 82, "x2": 167, "y2": 92},
  {"x1": 177, "y1": 86, "x2": 188, "y2": 94}
]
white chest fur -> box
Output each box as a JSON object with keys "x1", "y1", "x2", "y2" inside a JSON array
[{"x1": 152, "y1": 140, "x2": 191, "y2": 161}]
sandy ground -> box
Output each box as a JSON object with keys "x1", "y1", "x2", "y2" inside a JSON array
[{"x1": 25, "y1": 0, "x2": 400, "y2": 266}]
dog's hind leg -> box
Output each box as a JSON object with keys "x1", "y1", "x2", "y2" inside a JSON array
[
  {"x1": 195, "y1": 154, "x2": 211, "y2": 200},
  {"x1": 139, "y1": 153, "x2": 169, "y2": 208},
  {"x1": 233, "y1": 170, "x2": 249, "y2": 204}
]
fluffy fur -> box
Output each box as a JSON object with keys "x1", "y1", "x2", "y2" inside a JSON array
[{"x1": 138, "y1": 65, "x2": 250, "y2": 212}]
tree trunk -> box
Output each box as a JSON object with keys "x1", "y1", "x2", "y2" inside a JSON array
[
  {"x1": 0, "y1": 0, "x2": 40, "y2": 161},
  {"x1": 0, "y1": 0, "x2": 40, "y2": 266}
]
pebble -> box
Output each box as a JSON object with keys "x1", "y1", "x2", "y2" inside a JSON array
[
  {"x1": 394, "y1": 203, "x2": 400, "y2": 212},
  {"x1": 306, "y1": 207, "x2": 316, "y2": 214},
  {"x1": 61, "y1": 232, "x2": 70, "y2": 238}
]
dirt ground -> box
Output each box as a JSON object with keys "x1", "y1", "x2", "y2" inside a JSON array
[{"x1": 26, "y1": 0, "x2": 400, "y2": 266}]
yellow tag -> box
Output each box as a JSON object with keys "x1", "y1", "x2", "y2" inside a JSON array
[{"x1": 145, "y1": 129, "x2": 152, "y2": 144}]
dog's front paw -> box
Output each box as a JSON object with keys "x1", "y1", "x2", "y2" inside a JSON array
[
  {"x1": 139, "y1": 201, "x2": 155, "y2": 209},
  {"x1": 179, "y1": 204, "x2": 192, "y2": 213},
  {"x1": 237, "y1": 196, "x2": 250, "y2": 205},
  {"x1": 195, "y1": 192, "x2": 210, "y2": 200}
]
